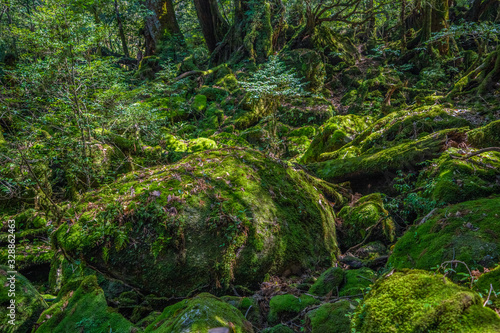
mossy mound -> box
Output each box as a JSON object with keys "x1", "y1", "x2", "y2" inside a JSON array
[
  {"x1": 300, "y1": 114, "x2": 371, "y2": 164},
  {"x1": 309, "y1": 267, "x2": 344, "y2": 296},
  {"x1": 337, "y1": 193, "x2": 395, "y2": 250},
  {"x1": 268, "y1": 294, "x2": 320, "y2": 323},
  {"x1": 416, "y1": 149, "x2": 500, "y2": 204},
  {"x1": 353, "y1": 269, "x2": 500, "y2": 332},
  {"x1": 55, "y1": 148, "x2": 344, "y2": 296},
  {"x1": 0, "y1": 267, "x2": 48, "y2": 333},
  {"x1": 221, "y1": 295, "x2": 262, "y2": 326},
  {"x1": 305, "y1": 300, "x2": 354, "y2": 333},
  {"x1": 33, "y1": 275, "x2": 134, "y2": 333},
  {"x1": 467, "y1": 120, "x2": 500, "y2": 148},
  {"x1": 144, "y1": 293, "x2": 253, "y2": 333},
  {"x1": 340, "y1": 267, "x2": 375, "y2": 296},
  {"x1": 312, "y1": 127, "x2": 468, "y2": 182},
  {"x1": 388, "y1": 196, "x2": 500, "y2": 273}
]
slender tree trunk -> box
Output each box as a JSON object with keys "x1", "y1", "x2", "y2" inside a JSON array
[
  {"x1": 144, "y1": 0, "x2": 183, "y2": 56},
  {"x1": 401, "y1": 0, "x2": 407, "y2": 50},
  {"x1": 114, "y1": 0, "x2": 129, "y2": 57},
  {"x1": 193, "y1": 0, "x2": 229, "y2": 53}
]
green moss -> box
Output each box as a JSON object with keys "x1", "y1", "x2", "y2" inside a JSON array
[
  {"x1": 213, "y1": 132, "x2": 251, "y2": 148},
  {"x1": 216, "y1": 74, "x2": 239, "y2": 92},
  {"x1": 192, "y1": 94, "x2": 208, "y2": 112},
  {"x1": 144, "y1": 293, "x2": 253, "y2": 332},
  {"x1": 187, "y1": 137, "x2": 217, "y2": 152},
  {"x1": 221, "y1": 295, "x2": 261, "y2": 325},
  {"x1": 261, "y1": 324, "x2": 294, "y2": 333},
  {"x1": 339, "y1": 267, "x2": 375, "y2": 296},
  {"x1": 55, "y1": 148, "x2": 344, "y2": 296},
  {"x1": 284, "y1": 49, "x2": 326, "y2": 92},
  {"x1": 416, "y1": 149, "x2": 500, "y2": 204},
  {"x1": 309, "y1": 267, "x2": 344, "y2": 296},
  {"x1": 467, "y1": 120, "x2": 500, "y2": 148},
  {"x1": 0, "y1": 267, "x2": 48, "y2": 333},
  {"x1": 288, "y1": 126, "x2": 317, "y2": 139},
  {"x1": 337, "y1": 193, "x2": 395, "y2": 250},
  {"x1": 305, "y1": 300, "x2": 354, "y2": 333},
  {"x1": 313, "y1": 127, "x2": 468, "y2": 182},
  {"x1": 268, "y1": 294, "x2": 320, "y2": 323},
  {"x1": 353, "y1": 269, "x2": 500, "y2": 332},
  {"x1": 476, "y1": 266, "x2": 500, "y2": 309},
  {"x1": 300, "y1": 114, "x2": 371, "y2": 164},
  {"x1": 388, "y1": 196, "x2": 500, "y2": 274},
  {"x1": 34, "y1": 275, "x2": 134, "y2": 333}
]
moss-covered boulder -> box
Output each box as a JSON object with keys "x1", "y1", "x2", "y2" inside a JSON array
[
  {"x1": 467, "y1": 120, "x2": 500, "y2": 148},
  {"x1": 309, "y1": 267, "x2": 344, "y2": 296},
  {"x1": 337, "y1": 193, "x2": 395, "y2": 250},
  {"x1": 339, "y1": 267, "x2": 375, "y2": 296},
  {"x1": 388, "y1": 196, "x2": 500, "y2": 273},
  {"x1": 476, "y1": 266, "x2": 500, "y2": 309},
  {"x1": 0, "y1": 267, "x2": 48, "y2": 333},
  {"x1": 144, "y1": 293, "x2": 253, "y2": 332},
  {"x1": 416, "y1": 149, "x2": 500, "y2": 204},
  {"x1": 353, "y1": 269, "x2": 500, "y2": 332},
  {"x1": 305, "y1": 300, "x2": 354, "y2": 333},
  {"x1": 34, "y1": 275, "x2": 134, "y2": 333},
  {"x1": 55, "y1": 148, "x2": 344, "y2": 296},
  {"x1": 221, "y1": 295, "x2": 262, "y2": 326},
  {"x1": 268, "y1": 294, "x2": 320, "y2": 323},
  {"x1": 301, "y1": 114, "x2": 370, "y2": 164}
]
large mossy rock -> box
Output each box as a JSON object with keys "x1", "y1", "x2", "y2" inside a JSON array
[
  {"x1": 416, "y1": 149, "x2": 500, "y2": 204},
  {"x1": 300, "y1": 114, "x2": 371, "y2": 164},
  {"x1": 388, "y1": 196, "x2": 500, "y2": 273},
  {"x1": 55, "y1": 148, "x2": 344, "y2": 296},
  {"x1": 144, "y1": 293, "x2": 253, "y2": 333},
  {"x1": 353, "y1": 269, "x2": 500, "y2": 332},
  {"x1": 476, "y1": 266, "x2": 500, "y2": 309},
  {"x1": 34, "y1": 275, "x2": 134, "y2": 333},
  {"x1": 337, "y1": 193, "x2": 395, "y2": 250},
  {"x1": 309, "y1": 267, "x2": 344, "y2": 296},
  {"x1": 467, "y1": 120, "x2": 500, "y2": 148},
  {"x1": 0, "y1": 267, "x2": 48, "y2": 333}
]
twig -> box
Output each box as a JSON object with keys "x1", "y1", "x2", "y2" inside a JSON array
[{"x1": 484, "y1": 284, "x2": 494, "y2": 307}]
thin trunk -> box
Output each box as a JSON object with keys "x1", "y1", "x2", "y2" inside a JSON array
[
  {"x1": 401, "y1": 0, "x2": 407, "y2": 50},
  {"x1": 114, "y1": 0, "x2": 129, "y2": 57}
]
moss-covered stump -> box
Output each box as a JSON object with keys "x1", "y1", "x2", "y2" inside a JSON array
[
  {"x1": 416, "y1": 149, "x2": 500, "y2": 204},
  {"x1": 268, "y1": 294, "x2": 320, "y2": 324},
  {"x1": 0, "y1": 267, "x2": 48, "y2": 333},
  {"x1": 33, "y1": 275, "x2": 134, "y2": 333},
  {"x1": 467, "y1": 120, "x2": 500, "y2": 148},
  {"x1": 312, "y1": 127, "x2": 468, "y2": 183},
  {"x1": 353, "y1": 269, "x2": 500, "y2": 332},
  {"x1": 144, "y1": 293, "x2": 253, "y2": 333},
  {"x1": 305, "y1": 300, "x2": 355, "y2": 333},
  {"x1": 309, "y1": 267, "x2": 344, "y2": 296},
  {"x1": 300, "y1": 114, "x2": 371, "y2": 164},
  {"x1": 55, "y1": 148, "x2": 344, "y2": 297},
  {"x1": 337, "y1": 193, "x2": 395, "y2": 250},
  {"x1": 388, "y1": 196, "x2": 500, "y2": 273}
]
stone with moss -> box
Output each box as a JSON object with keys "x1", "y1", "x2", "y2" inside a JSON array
[
  {"x1": 192, "y1": 94, "x2": 208, "y2": 112},
  {"x1": 34, "y1": 275, "x2": 134, "y2": 333},
  {"x1": 300, "y1": 114, "x2": 370, "y2": 164},
  {"x1": 476, "y1": 266, "x2": 500, "y2": 309},
  {"x1": 305, "y1": 300, "x2": 355, "y2": 333},
  {"x1": 339, "y1": 267, "x2": 375, "y2": 297},
  {"x1": 187, "y1": 137, "x2": 217, "y2": 152},
  {"x1": 353, "y1": 269, "x2": 500, "y2": 332},
  {"x1": 467, "y1": 120, "x2": 500, "y2": 148},
  {"x1": 54, "y1": 148, "x2": 345, "y2": 297},
  {"x1": 309, "y1": 267, "x2": 345, "y2": 296},
  {"x1": 416, "y1": 149, "x2": 500, "y2": 204},
  {"x1": 0, "y1": 267, "x2": 48, "y2": 333},
  {"x1": 221, "y1": 295, "x2": 262, "y2": 326},
  {"x1": 268, "y1": 294, "x2": 320, "y2": 323},
  {"x1": 144, "y1": 293, "x2": 253, "y2": 332},
  {"x1": 388, "y1": 196, "x2": 500, "y2": 274},
  {"x1": 337, "y1": 193, "x2": 395, "y2": 250}
]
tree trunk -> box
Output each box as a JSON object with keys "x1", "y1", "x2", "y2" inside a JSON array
[
  {"x1": 193, "y1": 0, "x2": 229, "y2": 53},
  {"x1": 419, "y1": 0, "x2": 449, "y2": 54},
  {"x1": 114, "y1": 0, "x2": 129, "y2": 57},
  {"x1": 144, "y1": 0, "x2": 183, "y2": 57},
  {"x1": 465, "y1": 0, "x2": 498, "y2": 22}
]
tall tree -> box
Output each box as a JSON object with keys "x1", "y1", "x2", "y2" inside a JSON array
[
  {"x1": 144, "y1": 0, "x2": 184, "y2": 57},
  {"x1": 193, "y1": 0, "x2": 228, "y2": 53}
]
